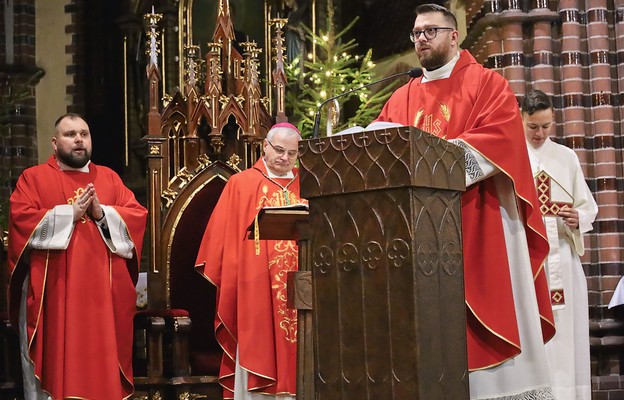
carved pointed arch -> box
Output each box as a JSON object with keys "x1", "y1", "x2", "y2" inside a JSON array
[{"x1": 137, "y1": 1, "x2": 292, "y2": 395}]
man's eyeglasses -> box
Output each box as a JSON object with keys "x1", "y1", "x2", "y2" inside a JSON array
[
  {"x1": 409, "y1": 27, "x2": 455, "y2": 42},
  {"x1": 266, "y1": 140, "x2": 299, "y2": 159}
]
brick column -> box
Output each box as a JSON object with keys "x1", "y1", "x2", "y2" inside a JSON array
[
  {"x1": 0, "y1": 0, "x2": 41, "y2": 199},
  {"x1": 529, "y1": 3, "x2": 556, "y2": 95},
  {"x1": 462, "y1": 0, "x2": 624, "y2": 397},
  {"x1": 0, "y1": 0, "x2": 42, "y2": 332},
  {"x1": 585, "y1": 0, "x2": 619, "y2": 303},
  {"x1": 64, "y1": 0, "x2": 85, "y2": 114},
  {"x1": 499, "y1": 2, "x2": 524, "y2": 97}
]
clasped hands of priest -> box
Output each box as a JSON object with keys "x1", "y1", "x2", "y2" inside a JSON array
[
  {"x1": 72, "y1": 183, "x2": 104, "y2": 222},
  {"x1": 558, "y1": 205, "x2": 579, "y2": 229}
]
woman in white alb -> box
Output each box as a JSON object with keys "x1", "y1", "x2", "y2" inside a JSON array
[{"x1": 522, "y1": 89, "x2": 598, "y2": 400}]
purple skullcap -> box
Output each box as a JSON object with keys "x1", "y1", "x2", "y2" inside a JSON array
[{"x1": 270, "y1": 122, "x2": 300, "y2": 135}]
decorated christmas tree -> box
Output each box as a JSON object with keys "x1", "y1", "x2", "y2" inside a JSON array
[{"x1": 285, "y1": 4, "x2": 396, "y2": 137}]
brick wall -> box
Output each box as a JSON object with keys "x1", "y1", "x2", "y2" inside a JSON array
[
  {"x1": 463, "y1": 0, "x2": 624, "y2": 398},
  {"x1": 0, "y1": 0, "x2": 41, "y2": 210},
  {"x1": 0, "y1": 2, "x2": 41, "y2": 384},
  {"x1": 64, "y1": 0, "x2": 85, "y2": 114}
]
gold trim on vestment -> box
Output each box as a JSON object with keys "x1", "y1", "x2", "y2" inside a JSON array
[
  {"x1": 24, "y1": 251, "x2": 52, "y2": 400},
  {"x1": 8, "y1": 211, "x2": 49, "y2": 305},
  {"x1": 458, "y1": 140, "x2": 550, "y2": 279},
  {"x1": 119, "y1": 358, "x2": 134, "y2": 400},
  {"x1": 254, "y1": 213, "x2": 260, "y2": 255},
  {"x1": 459, "y1": 140, "x2": 555, "y2": 369},
  {"x1": 240, "y1": 363, "x2": 276, "y2": 390},
  {"x1": 29, "y1": 251, "x2": 49, "y2": 350},
  {"x1": 465, "y1": 301, "x2": 521, "y2": 371}
]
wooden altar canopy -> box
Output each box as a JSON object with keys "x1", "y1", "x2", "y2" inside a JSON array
[
  {"x1": 292, "y1": 125, "x2": 470, "y2": 399},
  {"x1": 134, "y1": 2, "x2": 291, "y2": 398}
]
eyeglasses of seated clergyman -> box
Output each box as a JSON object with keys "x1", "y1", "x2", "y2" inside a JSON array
[{"x1": 266, "y1": 140, "x2": 299, "y2": 159}]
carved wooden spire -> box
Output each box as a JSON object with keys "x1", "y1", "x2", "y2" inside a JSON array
[
  {"x1": 270, "y1": 17, "x2": 289, "y2": 123},
  {"x1": 213, "y1": 0, "x2": 236, "y2": 43},
  {"x1": 144, "y1": 8, "x2": 162, "y2": 136}
]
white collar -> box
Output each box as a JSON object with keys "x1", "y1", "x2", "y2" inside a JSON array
[
  {"x1": 57, "y1": 159, "x2": 91, "y2": 172},
  {"x1": 526, "y1": 137, "x2": 553, "y2": 158},
  {"x1": 422, "y1": 51, "x2": 461, "y2": 82},
  {"x1": 262, "y1": 158, "x2": 294, "y2": 178}
]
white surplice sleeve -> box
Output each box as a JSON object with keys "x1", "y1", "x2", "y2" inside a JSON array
[
  {"x1": 28, "y1": 204, "x2": 135, "y2": 259},
  {"x1": 29, "y1": 204, "x2": 74, "y2": 250},
  {"x1": 566, "y1": 154, "x2": 598, "y2": 256},
  {"x1": 450, "y1": 139, "x2": 500, "y2": 187},
  {"x1": 94, "y1": 205, "x2": 135, "y2": 259}
]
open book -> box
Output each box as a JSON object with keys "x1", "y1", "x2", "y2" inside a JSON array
[
  {"x1": 331, "y1": 121, "x2": 404, "y2": 136},
  {"x1": 247, "y1": 203, "x2": 309, "y2": 241},
  {"x1": 260, "y1": 203, "x2": 309, "y2": 211}
]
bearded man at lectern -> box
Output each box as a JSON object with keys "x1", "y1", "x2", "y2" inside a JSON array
[
  {"x1": 195, "y1": 122, "x2": 306, "y2": 400},
  {"x1": 374, "y1": 4, "x2": 556, "y2": 400}
]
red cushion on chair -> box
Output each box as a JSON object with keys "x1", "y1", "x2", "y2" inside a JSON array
[
  {"x1": 191, "y1": 350, "x2": 221, "y2": 376},
  {"x1": 135, "y1": 308, "x2": 190, "y2": 318}
]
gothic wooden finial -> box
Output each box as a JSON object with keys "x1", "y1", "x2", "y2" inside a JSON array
[
  {"x1": 184, "y1": 45, "x2": 201, "y2": 88},
  {"x1": 270, "y1": 18, "x2": 289, "y2": 122},
  {"x1": 214, "y1": 0, "x2": 236, "y2": 43},
  {"x1": 144, "y1": 7, "x2": 162, "y2": 71},
  {"x1": 218, "y1": 0, "x2": 230, "y2": 17},
  {"x1": 143, "y1": 7, "x2": 163, "y2": 137}
]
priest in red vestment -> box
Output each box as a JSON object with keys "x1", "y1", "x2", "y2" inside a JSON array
[
  {"x1": 374, "y1": 4, "x2": 555, "y2": 399},
  {"x1": 195, "y1": 122, "x2": 306, "y2": 400},
  {"x1": 8, "y1": 113, "x2": 147, "y2": 400}
]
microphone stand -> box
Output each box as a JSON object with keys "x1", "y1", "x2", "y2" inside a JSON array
[{"x1": 312, "y1": 68, "x2": 422, "y2": 138}]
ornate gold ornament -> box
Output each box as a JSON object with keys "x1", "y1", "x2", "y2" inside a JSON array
[{"x1": 161, "y1": 189, "x2": 179, "y2": 208}]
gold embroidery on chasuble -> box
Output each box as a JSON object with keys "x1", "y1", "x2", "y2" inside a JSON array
[
  {"x1": 412, "y1": 102, "x2": 451, "y2": 139},
  {"x1": 439, "y1": 103, "x2": 451, "y2": 122},
  {"x1": 257, "y1": 184, "x2": 300, "y2": 208},
  {"x1": 67, "y1": 187, "x2": 88, "y2": 223},
  {"x1": 270, "y1": 240, "x2": 298, "y2": 344},
  {"x1": 256, "y1": 184, "x2": 301, "y2": 343}
]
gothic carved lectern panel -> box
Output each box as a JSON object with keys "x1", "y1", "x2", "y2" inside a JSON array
[{"x1": 298, "y1": 126, "x2": 469, "y2": 399}]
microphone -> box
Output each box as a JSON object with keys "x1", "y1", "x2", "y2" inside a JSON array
[{"x1": 312, "y1": 67, "x2": 423, "y2": 138}]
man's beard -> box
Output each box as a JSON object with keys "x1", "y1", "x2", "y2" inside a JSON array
[
  {"x1": 56, "y1": 147, "x2": 91, "y2": 168},
  {"x1": 419, "y1": 45, "x2": 451, "y2": 71}
]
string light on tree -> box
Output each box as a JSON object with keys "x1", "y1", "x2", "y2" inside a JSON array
[{"x1": 284, "y1": 2, "x2": 396, "y2": 137}]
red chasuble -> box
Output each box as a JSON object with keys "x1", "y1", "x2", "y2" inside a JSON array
[
  {"x1": 195, "y1": 159, "x2": 306, "y2": 399},
  {"x1": 8, "y1": 155, "x2": 147, "y2": 399},
  {"x1": 376, "y1": 50, "x2": 554, "y2": 370}
]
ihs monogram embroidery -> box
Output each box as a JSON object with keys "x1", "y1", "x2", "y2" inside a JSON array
[{"x1": 413, "y1": 102, "x2": 451, "y2": 139}]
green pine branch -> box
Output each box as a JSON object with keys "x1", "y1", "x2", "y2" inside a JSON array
[{"x1": 285, "y1": 14, "x2": 397, "y2": 137}]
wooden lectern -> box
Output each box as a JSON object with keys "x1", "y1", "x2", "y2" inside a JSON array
[
  {"x1": 292, "y1": 126, "x2": 469, "y2": 399},
  {"x1": 251, "y1": 205, "x2": 314, "y2": 400}
]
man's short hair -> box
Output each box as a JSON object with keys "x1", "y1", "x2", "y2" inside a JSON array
[
  {"x1": 522, "y1": 89, "x2": 553, "y2": 115},
  {"x1": 415, "y1": 3, "x2": 458, "y2": 30},
  {"x1": 54, "y1": 112, "x2": 85, "y2": 129}
]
